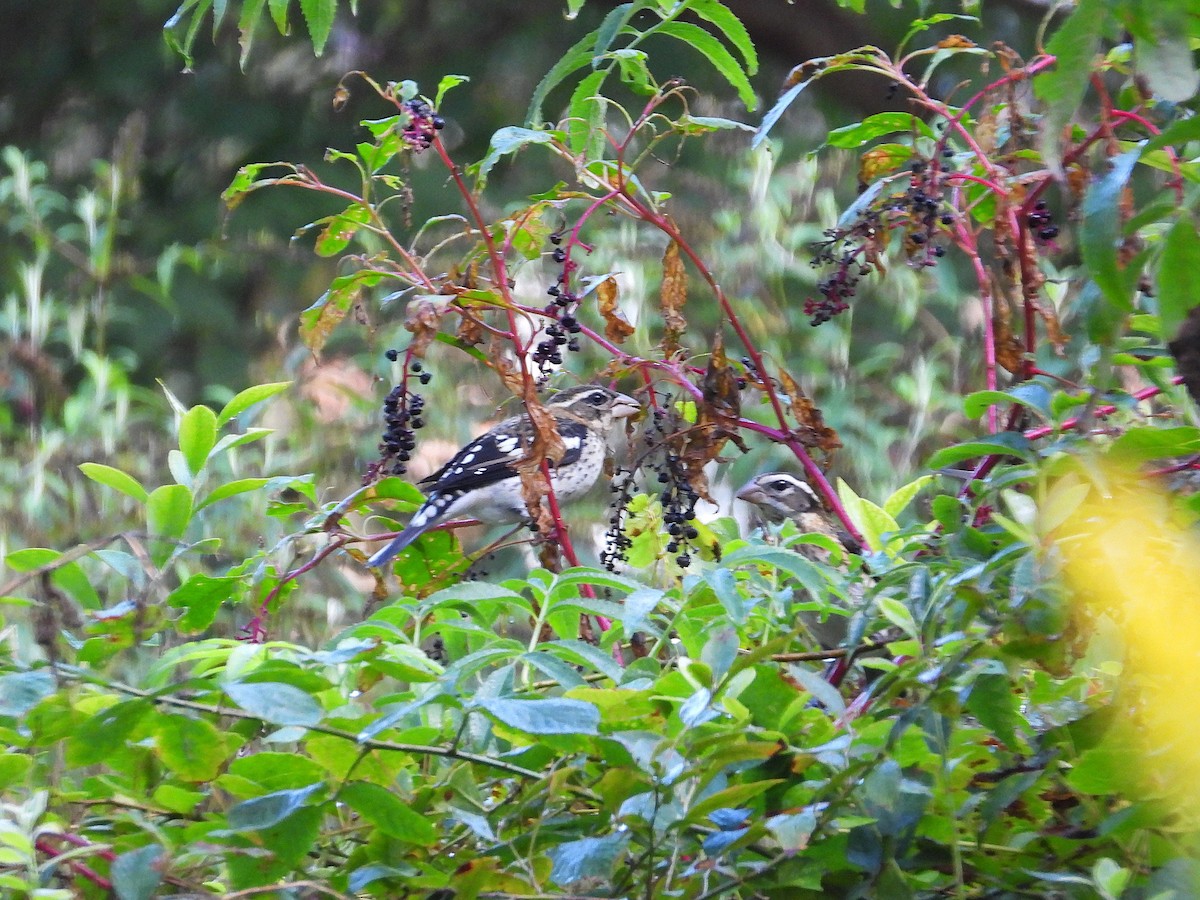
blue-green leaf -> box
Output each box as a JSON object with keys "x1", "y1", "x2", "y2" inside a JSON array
[{"x1": 475, "y1": 696, "x2": 600, "y2": 735}]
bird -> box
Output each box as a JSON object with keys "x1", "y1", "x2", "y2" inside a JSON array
[
  {"x1": 366, "y1": 385, "x2": 640, "y2": 568},
  {"x1": 735, "y1": 472, "x2": 867, "y2": 651}
]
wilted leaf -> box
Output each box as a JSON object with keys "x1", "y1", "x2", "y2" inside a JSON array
[
  {"x1": 660, "y1": 238, "x2": 688, "y2": 355},
  {"x1": 993, "y1": 297, "x2": 1025, "y2": 375},
  {"x1": 778, "y1": 366, "x2": 840, "y2": 454},
  {"x1": 511, "y1": 391, "x2": 567, "y2": 541},
  {"x1": 404, "y1": 295, "x2": 448, "y2": 358},
  {"x1": 937, "y1": 34, "x2": 976, "y2": 49},
  {"x1": 675, "y1": 333, "x2": 745, "y2": 500},
  {"x1": 598, "y1": 276, "x2": 635, "y2": 343},
  {"x1": 859, "y1": 144, "x2": 913, "y2": 184}
]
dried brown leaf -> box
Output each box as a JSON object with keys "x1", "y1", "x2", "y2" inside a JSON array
[
  {"x1": 778, "y1": 366, "x2": 841, "y2": 454},
  {"x1": 513, "y1": 392, "x2": 567, "y2": 536},
  {"x1": 404, "y1": 297, "x2": 446, "y2": 358},
  {"x1": 598, "y1": 277, "x2": 635, "y2": 344},
  {"x1": 485, "y1": 338, "x2": 526, "y2": 396},
  {"x1": 937, "y1": 34, "x2": 976, "y2": 49},
  {"x1": 670, "y1": 335, "x2": 748, "y2": 501},
  {"x1": 992, "y1": 298, "x2": 1025, "y2": 375},
  {"x1": 859, "y1": 146, "x2": 911, "y2": 184},
  {"x1": 660, "y1": 238, "x2": 688, "y2": 356}
]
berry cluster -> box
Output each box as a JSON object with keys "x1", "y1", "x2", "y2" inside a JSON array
[
  {"x1": 600, "y1": 467, "x2": 634, "y2": 572},
  {"x1": 532, "y1": 234, "x2": 583, "y2": 380},
  {"x1": 372, "y1": 354, "x2": 428, "y2": 480},
  {"x1": 806, "y1": 220, "x2": 876, "y2": 326},
  {"x1": 648, "y1": 407, "x2": 701, "y2": 567},
  {"x1": 805, "y1": 156, "x2": 957, "y2": 325},
  {"x1": 900, "y1": 160, "x2": 950, "y2": 264},
  {"x1": 400, "y1": 99, "x2": 445, "y2": 152},
  {"x1": 1027, "y1": 200, "x2": 1059, "y2": 245}
]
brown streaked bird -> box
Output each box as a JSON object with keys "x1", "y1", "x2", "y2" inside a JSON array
[
  {"x1": 367, "y1": 385, "x2": 640, "y2": 568},
  {"x1": 736, "y1": 472, "x2": 867, "y2": 650}
]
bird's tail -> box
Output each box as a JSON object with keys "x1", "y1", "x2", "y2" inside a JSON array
[{"x1": 365, "y1": 523, "x2": 426, "y2": 569}]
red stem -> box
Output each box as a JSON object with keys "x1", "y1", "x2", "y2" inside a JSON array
[{"x1": 36, "y1": 836, "x2": 114, "y2": 891}]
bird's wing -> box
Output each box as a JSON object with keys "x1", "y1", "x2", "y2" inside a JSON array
[{"x1": 418, "y1": 417, "x2": 587, "y2": 495}]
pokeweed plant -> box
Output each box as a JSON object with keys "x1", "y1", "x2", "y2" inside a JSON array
[{"x1": 2, "y1": 1, "x2": 1200, "y2": 897}]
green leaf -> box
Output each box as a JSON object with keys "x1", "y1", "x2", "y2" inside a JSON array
[
  {"x1": 475, "y1": 696, "x2": 600, "y2": 735},
  {"x1": 338, "y1": 781, "x2": 437, "y2": 844},
  {"x1": 526, "y1": 33, "x2": 595, "y2": 126},
  {"x1": 237, "y1": 0, "x2": 267, "y2": 69},
  {"x1": 225, "y1": 783, "x2": 324, "y2": 831},
  {"x1": 787, "y1": 664, "x2": 845, "y2": 716},
  {"x1": 268, "y1": 0, "x2": 289, "y2": 33},
  {"x1": 146, "y1": 484, "x2": 193, "y2": 561},
  {"x1": 838, "y1": 483, "x2": 898, "y2": 555},
  {"x1": 216, "y1": 381, "x2": 290, "y2": 427},
  {"x1": 78, "y1": 463, "x2": 149, "y2": 503},
  {"x1": 827, "y1": 112, "x2": 935, "y2": 149},
  {"x1": 1158, "y1": 217, "x2": 1200, "y2": 345},
  {"x1": 67, "y1": 699, "x2": 152, "y2": 766},
  {"x1": 965, "y1": 671, "x2": 1020, "y2": 748},
  {"x1": 153, "y1": 714, "x2": 225, "y2": 781},
  {"x1": 0, "y1": 671, "x2": 55, "y2": 717},
  {"x1": 3, "y1": 549, "x2": 102, "y2": 610},
  {"x1": 876, "y1": 596, "x2": 919, "y2": 640},
  {"x1": 655, "y1": 20, "x2": 757, "y2": 112},
  {"x1": 209, "y1": 428, "x2": 273, "y2": 458},
  {"x1": 690, "y1": 0, "x2": 758, "y2": 73},
  {"x1": 1133, "y1": 5, "x2": 1198, "y2": 103},
  {"x1": 111, "y1": 845, "x2": 164, "y2": 900},
  {"x1": 1110, "y1": 426, "x2": 1200, "y2": 462},
  {"x1": 196, "y1": 477, "x2": 272, "y2": 512},
  {"x1": 549, "y1": 643, "x2": 624, "y2": 681},
  {"x1": 963, "y1": 383, "x2": 1052, "y2": 420},
  {"x1": 179, "y1": 404, "x2": 218, "y2": 476},
  {"x1": 1034, "y1": 0, "x2": 1108, "y2": 173},
  {"x1": 883, "y1": 474, "x2": 934, "y2": 519},
  {"x1": 167, "y1": 573, "x2": 239, "y2": 633},
  {"x1": 925, "y1": 432, "x2": 1033, "y2": 470},
  {"x1": 1080, "y1": 144, "x2": 1144, "y2": 311},
  {"x1": 566, "y1": 68, "x2": 609, "y2": 156},
  {"x1": 592, "y1": 2, "x2": 635, "y2": 60},
  {"x1": 476, "y1": 126, "x2": 556, "y2": 187},
  {"x1": 550, "y1": 833, "x2": 629, "y2": 885},
  {"x1": 434, "y1": 74, "x2": 469, "y2": 109},
  {"x1": 315, "y1": 202, "x2": 371, "y2": 256},
  {"x1": 224, "y1": 681, "x2": 324, "y2": 726},
  {"x1": 299, "y1": 0, "x2": 334, "y2": 55}
]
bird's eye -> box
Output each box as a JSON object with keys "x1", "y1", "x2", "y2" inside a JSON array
[
  {"x1": 769, "y1": 479, "x2": 792, "y2": 492},
  {"x1": 584, "y1": 391, "x2": 608, "y2": 406}
]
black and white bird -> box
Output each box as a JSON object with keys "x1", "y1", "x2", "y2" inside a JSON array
[
  {"x1": 367, "y1": 385, "x2": 640, "y2": 568},
  {"x1": 736, "y1": 472, "x2": 866, "y2": 650}
]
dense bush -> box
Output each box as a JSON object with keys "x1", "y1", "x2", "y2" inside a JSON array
[{"x1": 3, "y1": 1, "x2": 1200, "y2": 896}]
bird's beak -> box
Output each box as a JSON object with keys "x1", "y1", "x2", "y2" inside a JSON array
[
  {"x1": 610, "y1": 392, "x2": 641, "y2": 419},
  {"x1": 735, "y1": 482, "x2": 766, "y2": 505}
]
